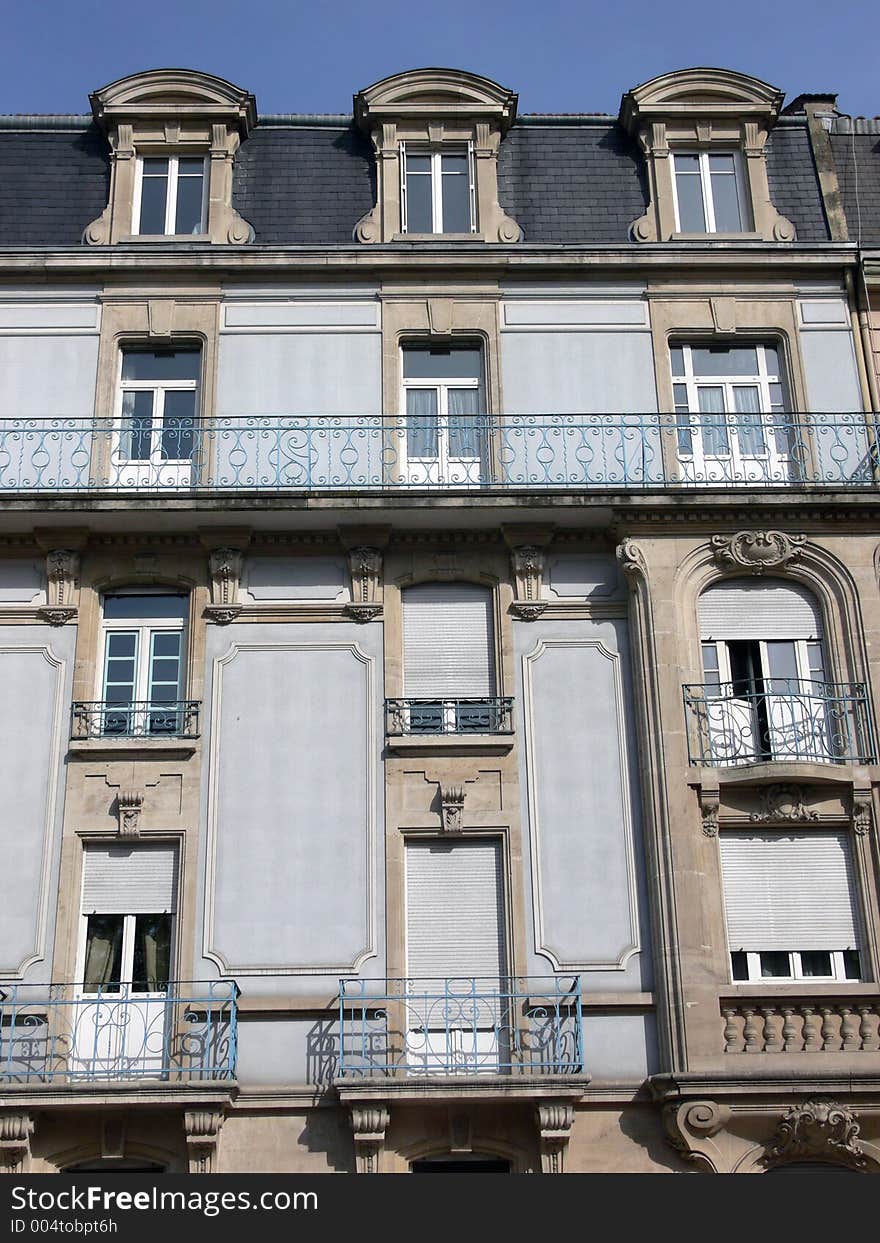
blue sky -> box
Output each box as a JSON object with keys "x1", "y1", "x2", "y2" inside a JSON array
[{"x1": 4, "y1": 0, "x2": 878, "y2": 118}]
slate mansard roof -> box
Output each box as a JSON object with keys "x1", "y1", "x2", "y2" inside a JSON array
[{"x1": 0, "y1": 109, "x2": 848, "y2": 248}]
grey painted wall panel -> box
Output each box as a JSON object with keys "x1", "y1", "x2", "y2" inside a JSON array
[
  {"x1": 0, "y1": 560, "x2": 44, "y2": 603},
  {"x1": 581, "y1": 1011, "x2": 657, "y2": 1080},
  {"x1": 545, "y1": 554, "x2": 623, "y2": 600},
  {"x1": 244, "y1": 556, "x2": 349, "y2": 601},
  {"x1": 216, "y1": 334, "x2": 382, "y2": 416},
  {"x1": 500, "y1": 330, "x2": 658, "y2": 415},
  {"x1": 799, "y1": 328, "x2": 862, "y2": 413},
  {"x1": 0, "y1": 625, "x2": 75, "y2": 982},
  {"x1": 224, "y1": 303, "x2": 378, "y2": 329},
  {"x1": 0, "y1": 335, "x2": 99, "y2": 417},
  {"x1": 236, "y1": 1015, "x2": 340, "y2": 1089},
  {"x1": 516, "y1": 618, "x2": 652, "y2": 991}
]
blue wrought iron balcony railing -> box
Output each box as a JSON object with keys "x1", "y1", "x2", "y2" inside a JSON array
[
  {"x1": 71, "y1": 700, "x2": 201, "y2": 740},
  {"x1": 683, "y1": 680, "x2": 876, "y2": 766},
  {"x1": 338, "y1": 976, "x2": 583, "y2": 1078},
  {"x1": 385, "y1": 697, "x2": 514, "y2": 736},
  {"x1": 0, "y1": 412, "x2": 878, "y2": 493},
  {"x1": 0, "y1": 980, "x2": 238, "y2": 1084}
]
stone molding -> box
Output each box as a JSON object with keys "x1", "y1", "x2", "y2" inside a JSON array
[
  {"x1": 353, "y1": 68, "x2": 521, "y2": 243},
  {"x1": 535, "y1": 1102, "x2": 575, "y2": 1173},
  {"x1": 748, "y1": 784, "x2": 820, "y2": 823},
  {"x1": 85, "y1": 69, "x2": 256, "y2": 245},
  {"x1": 764, "y1": 1100, "x2": 867, "y2": 1170},
  {"x1": 620, "y1": 67, "x2": 795, "y2": 243},
  {"x1": 349, "y1": 1105, "x2": 390, "y2": 1174},
  {"x1": 0, "y1": 1111, "x2": 34, "y2": 1174},
  {"x1": 184, "y1": 1108, "x2": 225, "y2": 1174},
  {"x1": 711, "y1": 530, "x2": 806, "y2": 574}
]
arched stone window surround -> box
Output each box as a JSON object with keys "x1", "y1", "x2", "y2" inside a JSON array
[
  {"x1": 353, "y1": 67, "x2": 521, "y2": 243},
  {"x1": 84, "y1": 68, "x2": 256, "y2": 245},
  {"x1": 619, "y1": 67, "x2": 797, "y2": 243}
]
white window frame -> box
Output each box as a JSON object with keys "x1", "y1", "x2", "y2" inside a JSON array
[
  {"x1": 113, "y1": 347, "x2": 201, "y2": 483},
  {"x1": 75, "y1": 911, "x2": 175, "y2": 997},
  {"x1": 731, "y1": 949, "x2": 860, "y2": 985},
  {"x1": 671, "y1": 149, "x2": 751, "y2": 234},
  {"x1": 400, "y1": 142, "x2": 477, "y2": 234},
  {"x1": 400, "y1": 343, "x2": 486, "y2": 485},
  {"x1": 132, "y1": 154, "x2": 209, "y2": 236},
  {"x1": 98, "y1": 592, "x2": 188, "y2": 706}
]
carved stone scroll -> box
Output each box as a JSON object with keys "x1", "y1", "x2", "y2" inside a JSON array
[
  {"x1": 536, "y1": 1102, "x2": 575, "y2": 1174},
  {"x1": 664, "y1": 1100, "x2": 731, "y2": 1173},
  {"x1": 350, "y1": 1105, "x2": 390, "y2": 1174},
  {"x1": 749, "y1": 784, "x2": 819, "y2": 823},
  {"x1": 711, "y1": 530, "x2": 806, "y2": 575},
  {"x1": 764, "y1": 1100, "x2": 867, "y2": 1170},
  {"x1": 0, "y1": 1112, "x2": 34, "y2": 1174},
  {"x1": 184, "y1": 1109, "x2": 224, "y2": 1174}
]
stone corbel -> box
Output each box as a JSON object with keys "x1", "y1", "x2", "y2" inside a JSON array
[
  {"x1": 354, "y1": 123, "x2": 397, "y2": 243},
  {"x1": 700, "y1": 786, "x2": 720, "y2": 838},
  {"x1": 440, "y1": 785, "x2": 466, "y2": 832},
  {"x1": 0, "y1": 1111, "x2": 34, "y2": 1174},
  {"x1": 741, "y1": 121, "x2": 796, "y2": 242},
  {"x1": 344, "y1": 547, "x2": 383, "y2": 623},
  {"x1": 116, "y1": 789, "x2": 145, "y2": 837},
  {"x1": 535, "y1": 1102, "x2": 575, "y2": 1174},
  {"x1": 663, "y1": 1100, "x2": 731, "y2": 1173},
  {"x1": 209, "y1": 123, "x2": 254, "y2": 244},
  {"x1": 504, "y1": 526, "x2": 553, "y2": 619},
  {"x1": 37, "y1": 548, "x2": 81, "y2": 626},
  {"x1": 184, "y1": 1109, "x2": 224, "y2": 1174},
  {"x1": 350, "y1": 1105, "x2": 389, "y2": 1174},
  {"x1": 852, "y1": 786, "x2": 874, "y2": 837},
  {"x1": 204, "y1": 547, "x2": 244, "y2": 624},
  {"x1": 616, "y1": 537, "x2": 649, "y2": 585}
]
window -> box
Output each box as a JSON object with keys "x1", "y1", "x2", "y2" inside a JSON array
[
  {"x1": 697, "y1": 579, "x2": 833, "y2": 764},
  {"x1": 99, "y1": 592, "x2": 188, "y2": 736},
  {"x1": 401, "y1": 342, "x2": 486, "y2": 484},
  {"x1": 115, "y1": 348, "x2": 200, "y2": 486},
  {"x1": 720, "y1": 831, "x2": 863, "y2": 984},
  {"x1": 671, "y1": 151, "x2": 750, "y2": 233},
  {"x1": 401, "y1": 582, "x2": 497, "y2": 733},
  {"x1": 401, "y1": 145, "x2": 476, "y2": 234},
  {"x1": 671, "y1": 341, "x2": 792, "y2": 482},
  {"x1": 134, "y1": 156, "x2": 207, "y2": 236}
]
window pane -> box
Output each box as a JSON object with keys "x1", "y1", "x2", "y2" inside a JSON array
[
  {"x1": 800, "y1": 950, "x2": 832, "y2": 977},
  {"x1": 733, "y1": 386, "x2": 765, "y2": 455},
  {"x1": 83, "y1": 915, "x2": 125, "y2": 992},
  {"x1": 121, "y1": 390, "x2": 153, "y2": 460},
  {"x1": 764, "y1": 640, "x2": 799, "y2": 687},
  {"x1": 696, "y1": 386, "x2": 728, "y2": 455},
  {"x1": 691, "y1": 346, "x2": 758, "y2": 377},
  {"x1": 730, "y1": 951, "x2": 749, "y2": 981},
  {"x1": 759, "y1": 951, "x2": 791, "y2": 978},
  {"x1": 161, "y1": 390, "x2": 196, "y2": 460},
  {"x1": 174, "y1": 165, "x2": 205, "y2": 235},
  {"x1": 806, "y1": 642, "x2": 826, "y2": 681},
  {"x1": 104, "y1": 632, "x2": 138, "y2": 703},
  {"x1": 131, "y1": 914, "x2": 172, "y2": 993},
  {"x1": 104, "y1": 594, "x2": 188, "y2": 620},
  {"x1": 441, "y1": 156, "x2": 471, "y2": 232},
  {"x1": 763, "y1": 343, "x2": 781, "y2": 377},
  {"x1": 138, "y1": 161, "x2": 168, "y2": 234},
  {"x1": 670, "y1": 346, "x2": 685, "y2": 377},
  {"x1": 121, "y1": 350, "x2": 201, "y2": 382},
  {"x1": 405, "y1": 169, "x2": 433, "y2": 232},
  {"x1": 406, "y1": 154, "x2": 431, "y2": 174},
  {"x1": 710, "y1": 162, "x2": 743, "y2": 232},
  {"x1": 406, "y1": 388, "x2": 438, "y2": 457},
  {"x1": 447, "y1": 388, "x2": 483, "y2": 457},
  {"x1": 675, "y1": 165, "x2": 707, "y2": 231},
  {"x1": 843, "y1": 949, "x2": 862, "y2": 979},
  {"x1": 403, "y1": 344, "x2": 483, "y2": 380}
]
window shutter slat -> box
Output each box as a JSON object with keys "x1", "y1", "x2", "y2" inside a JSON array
[
  {"x1": 403, "y1": 583, "x2": 495, "y2": 697},
  {"x1": 406, "y1": 839, "x2": 506, "y2": 980},
  {"x1": 699, "y1": 579, "x2": 823, "y2": 640},
  {"x1": 720, "y1": 832, "x2": 859, "y2": 951},
  {"x1": 81, "y1": 845, "x2": 179, "y2": 914}
]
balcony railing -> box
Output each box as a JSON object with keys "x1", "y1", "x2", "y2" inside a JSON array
[
  {"x1": 683, "y1": 680, "x2": 875, "y2": 766},
  {"x1": 722, "y1": 997, "x2": 880, "y2": 1054},
  {"x1": 338, "y1": 976, "x2": 583, "y2": 1078},
  {"x1": 0, "y1": 413, "x2": 877, "y2": 493},
  {"x1": 71, "y1": 700, "x2": 201, "y2": 740},
  {"x1": 0, "y1": 980, "x2": 238, "y2": 1084},
  {"x1": 385, "y1": 697, "x2": 514, "y2": 736}
]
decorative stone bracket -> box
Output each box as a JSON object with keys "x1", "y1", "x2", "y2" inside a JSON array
[
  {"x1": 700, "y1": 786, "x2": 720, "y2": 838},
  {"x1": 349, "y1": 1105, "x2": 390, "y2": 1174},
  {"x1": 184, "y1": 1109, "x2": 225, "y2": 1174},
  {"x1": 440, "y1": 785, "x2": 466, "y2": 832},
  {"x1": 509, "y1": 546, "x2": 547, "y2": 620},
  {"x1": 0, "y1": 1111, "x2": 34, "y2": 1174},
  {"x1": 344, "y1": 547, "x2": 383, "y2": 623},
  {"x1": 116, "y1": 789, "x2": 145, "y2": 837},
  {"x1": 37, "y1": 548, "x2": 80, "y2": 626},
  {"x1": 535, "y1": 1102, "x2": 575, "y2": 1173},
  {"x1": 664, "y1": 1100, "x2": 731, "y2": 1172},
  {"x1": 205, "y1": 547, "x2": 244, "y2": 624},
  {"x1": 853, "y1": 786, "x2": 875, "y2": 837},
  {"x1": 764, "y1": 1100, "x2": 867, "y2": 1171},
  {"x1": 711, "y1": 530, "x2": 806, "y2": 575}
]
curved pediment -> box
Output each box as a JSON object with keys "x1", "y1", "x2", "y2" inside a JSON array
[
  {"x1": 355, "y1": 67, "x2": 517, "y2": 132},
  {"x1": 90, "y1": 68, "x2": 257, "y2": 134},
  {"x1": 620, "y1": 66, "x2": 784, "y2": 131}
]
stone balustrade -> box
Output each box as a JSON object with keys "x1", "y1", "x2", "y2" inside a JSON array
[{"x1": 721, "y1": 998, "x2": 880, "y2": 1054}]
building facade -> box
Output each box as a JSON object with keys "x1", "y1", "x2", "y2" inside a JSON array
[{"x1": 1, "y1": 64, "x2": 880, "y2": 1175}]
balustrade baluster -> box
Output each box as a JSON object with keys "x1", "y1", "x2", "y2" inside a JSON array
[
  {"x1": 801, "y1": 1005, "x2": 821, "y2": 1050},
  {"x1": 820, "y1": 1006, "x2": 839, "y2": 1051},
  {"x1": 781, "y1": 1006, "x2": 799, "y2": 1052},
  {"x1": 761, "y1": 1006, "x2": 779, "y2": 1051},
  {"x1": 840, "y1": 1005, "x2": 859, "y2": 1051},
  {"x1": 722, "y1": 1007, "x2": 740, "y2": 1053},
  {"x1": 742, "y1": 1007, "x2": 761, "y2": 1053}
]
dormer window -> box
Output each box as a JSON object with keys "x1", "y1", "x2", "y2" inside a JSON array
[
  {"x1": 135, "y1": 156, "x2": 207, "y2": 236},
  {"x1": 402, "y1": 145, "x2": 476, "y2": 234},
  {"x1": 619, "y1": 67, "x2": 796, "y2": 243}
]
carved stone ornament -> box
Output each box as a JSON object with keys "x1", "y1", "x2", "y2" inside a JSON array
[
  {"x1": 663, "y1": 1100, "x2": 731, "y2": 1172},
  {"x1": 749, "y1": 784, "x2": 819, "y2": 823},
  {"x1": 616, "y1": 538, "x2": 648, "y2": 583},
  {"x1": 536, "y1": 1102, "x2": 575, "y2": 1174},
  {"x1": 117, "y1": 789, "x2": 145, "y2": 837},
  {"x1": 853, "y1": 790, "x2": 874, "y2": 837},
  {"x1": 440, "y1": 785, "x2": 466, "y2": 833},
  {"x1": 349, "y1": 1105, "x2": 390, "y2": 1174},
  {"x1": 205, "y1": 547, "x2": 243, "y2": 624},
  {"x1": 184, "y1": 1109, "x2": 224, "y2": 1175},
  {"x1": 509, "y1": 545, "x2": 547, "y2": 621},
  {"x1": 344, "y1": 547, "x2": 383, "y2": 623},
  {"x1": 37, "y1": 547, "x2": 80, "y2": 624},
  {"x1": 764, "y1": 1100, "x2": 867, "y2": 1170},
  {"x1": 711, "y1": 530, "x2": 806, "y2": 575},
  {"x1": 700, "y1": 789, "x2": 720, "y2": 837},
  {"x1": 0, "y1": 1111, "x2": 34, "y2": 1174}
]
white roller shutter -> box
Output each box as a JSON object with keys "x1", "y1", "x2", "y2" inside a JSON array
[
  {"x1": 81, "y1": 845, "x2": 179, "y2": 914},
  {"x1": 403, "y1": 583, "x2": 495, "y2": 697},
  {"x1": 699, "y1": 579, "x2": 823, "y2": 640},
  {"x1": 720, "y1": 832, "x2": 859, "y2": 951},
  {"x1": 406, "y1": 839, "x2": 506, "y2": 979}
]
